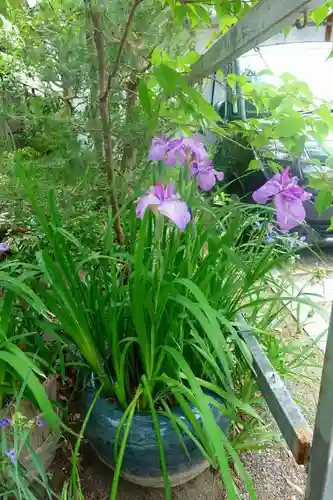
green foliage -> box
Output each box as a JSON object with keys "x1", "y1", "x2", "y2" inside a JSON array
[
  {"x1": 0, "y1": 150, "x2": 111, "y2": 263},
  {"x1": 247, "y1": 159, "x2": 262, "y2": 171},
  {"x1": 0, "y1": 279, "x2": 59, "y2": 431},
  {"x1": 18, "y1": 153, "x2": 303, "y2": 496},
  {"x1": 223, "y1": 71, "x2": 333, "y2": 158},
  {"x1": 316, "y1": 189, "x2": 333, "y2": 214},
  {"x1": 0, "y1": 0, "x2": 194, "y2": 173},
  {"x1": 138, "y1": 79, "x2": 152, "y2": 116},
  {"x1": 219, "y1": 66, "x2": 333, "y2": 214},
  {"x1": 0, "y1": 376, "x2": 57, "y2": 499},
  {"x1": 1, "y1": 0, "x2": 331, "y2": 498},
  {"x1": 311, "y1": 2, "x2": 333, "y2": 25}
]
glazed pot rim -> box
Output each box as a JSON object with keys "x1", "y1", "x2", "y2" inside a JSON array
[{"x1": 84, "y1": 385, "x2": 229, "y2": 424}]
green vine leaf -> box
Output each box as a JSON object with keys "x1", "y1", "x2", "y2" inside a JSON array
[
  {"x1": 185, "y1": 87, "x2": 220, "y2": 122},
  {"x1": 182, "y1": 51, "x2": 200, "y2": 65},
  {"x1": 315, "y1": 190, "x2": 333, "y2": 215},
  {"x1": 138, "y1": 80, "x2": 152, "y2": 116},
  {"x1": 311, "y1": 4, "x2": 329, "y2": 26},
  {"x1": 247, "y1": 159, "x2": 262, "y2": 171},
  {"x1": 154, "y1": 64, "x2": 180, "y2": 95},
  {"x1": 275, "y1": 116, "x2": 304, "y2": 138}
]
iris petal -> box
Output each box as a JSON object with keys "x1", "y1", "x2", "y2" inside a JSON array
[
  {"x1": 274, "y1": 192, "x2": 306, "y2": 230},
  {"x1": 253, "y1": 168, "x2": 311, "y2": 230},
  {"x1": 158, "y1": 200, "x2": 191, "y2": 231},
  {"x1": 136, "y1": 193, "x2": 161, "y2": 218}
]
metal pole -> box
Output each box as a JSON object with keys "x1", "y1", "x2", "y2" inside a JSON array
[
  {"x1": 235, "y1": 60, "x2": 247, "y2": 122},
  {"x1": 305, "y1": 304, "x2": 333, "y2": 499}
]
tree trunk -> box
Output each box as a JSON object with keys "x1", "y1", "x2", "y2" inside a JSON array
[
  {"x1": 120, "y1": 74, "x2": 139, "y2": 172},
  {"x1": 99, "y1": 94, "x2": 124, "y2": 244},
  {"x1": 85, "y1": 26, "x2": 103, "y2": 160},
  {"x1": 90, "y1": 6, "x2": 124, "y2": 245}
]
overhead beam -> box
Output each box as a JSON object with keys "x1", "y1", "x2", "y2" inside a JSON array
[{"x1": 187, "y1": 0, "x2": 327, "y2": 84}]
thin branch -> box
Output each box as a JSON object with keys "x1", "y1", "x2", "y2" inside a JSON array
[
  {"x1": 91, "y1": 9, "x2": 106, "y2": 99},
  {"x1": 102, "y1": 0, "x2": 143, "y2": 99},
  {"x1": 90, "y1": 4, "x2": 125, "y2": 244},
  {"x1": 120, "y1": 74, "x2": 139, "y2": 173}
]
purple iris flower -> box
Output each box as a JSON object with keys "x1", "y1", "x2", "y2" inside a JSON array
[
  {"x1": 252, "y1": 168, "x2": 312, "y2": 230},
  {"x1": 0, "y1": 418, "x2": 10, "y2": 427},
  {"x1": 6, "y1": 448, "x2": 16, "y2": 464},
  {"x1": 148, "y1": 136, "x2": 186, "y2": 166},
  {"x1": 181, "y1": 134, "x2": 209, "y2": 163},
  {"x1": 0, "y1": 243, "x2": 9, "y2": 253},
  {"x1": 190, "y1": 160, "x2": 224, "y2": 191},
  {"x1": 136, "y1": 183, "x2": 191, "y2": 231},
  {"x1": 36, "y1": 416, "x2": 46, "y2": 427},
  {"x1": 148, "y1": 134, "x2": 210, "y2": 167}
]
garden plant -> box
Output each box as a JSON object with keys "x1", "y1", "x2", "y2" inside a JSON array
[{"x1": 0, "y1": 0, "x2": 332, "y2": 499}]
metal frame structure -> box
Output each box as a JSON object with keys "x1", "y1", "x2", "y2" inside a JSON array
[
  {"x1": 237, "y1": 315, "x2": 313, "y2": 465},
  {"x1": 187, "y1": 1, "x2": 333, "y2": 498}
]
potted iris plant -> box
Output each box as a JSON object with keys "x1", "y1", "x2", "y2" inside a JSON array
[{"x1": 22, "y1": 134, "x2": 311, "y2": 500}]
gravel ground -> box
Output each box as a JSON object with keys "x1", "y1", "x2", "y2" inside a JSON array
[{"x1": 236, "y1": 448, "x2": 306, "y2": 500}]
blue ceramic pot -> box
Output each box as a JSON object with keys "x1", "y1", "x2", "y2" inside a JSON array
[{"x1": 83, "y1": 388, "x2": 230, "y2": 487}]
